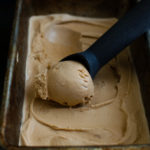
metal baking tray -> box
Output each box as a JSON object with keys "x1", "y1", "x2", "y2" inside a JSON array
[{"x1": 0, "y1": 0, "x2": 150, "y2": 149}]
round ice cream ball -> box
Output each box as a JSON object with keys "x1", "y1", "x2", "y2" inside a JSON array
[{"x1": 47, "y1": 61, "x2": 94, "y2": 106}]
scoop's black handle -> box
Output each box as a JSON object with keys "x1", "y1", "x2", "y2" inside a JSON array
[{"x1": 63, "y1": 0, "x2": 150, "y2": 78}]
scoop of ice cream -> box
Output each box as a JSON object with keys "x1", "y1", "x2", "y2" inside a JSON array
[{"x1": 47, "y1": 60, "x2": 94, "y2": 106}]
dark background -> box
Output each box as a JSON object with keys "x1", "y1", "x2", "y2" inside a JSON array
[{"x1": 0, "y1": 0, "x2": 16, "y2": 99}]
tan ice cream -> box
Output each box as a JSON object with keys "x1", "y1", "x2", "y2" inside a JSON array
[
  {"x1": 20, "y1": 14, "x2": 150, "y2": 146},
  {"x1": 47, "y1": 61, "x2": 94, "y2": 106}
]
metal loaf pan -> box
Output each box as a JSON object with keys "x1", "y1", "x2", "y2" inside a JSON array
[{"x1": 0, "y1": 0, "x2": 150, "y2": 149}]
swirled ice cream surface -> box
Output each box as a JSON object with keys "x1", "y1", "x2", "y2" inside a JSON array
[{"x1": 20, "y1": 14, "x2": 150, "y2": 146}]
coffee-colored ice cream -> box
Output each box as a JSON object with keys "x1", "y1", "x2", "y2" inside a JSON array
[
  {"x1": 20, "y1": 14, "x2": 150, "y2": 146},
  {"x1": 47, "y1": 61, "x2": 94, "y2": 106}
]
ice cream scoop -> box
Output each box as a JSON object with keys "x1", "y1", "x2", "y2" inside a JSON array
[
  {"x1": 47, "y1": 0, "x2": 150, "y2": 106},
  {"x1": 62, "y1": 0, "x2": 150, "y2": 78},
  {"x1": 47, "y1": 61, "x2": 94, "y2": 106}
]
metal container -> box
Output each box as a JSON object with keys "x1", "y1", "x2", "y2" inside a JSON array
[{"x1": 0, "y1": 0, "x2": 150, "y2": 149}]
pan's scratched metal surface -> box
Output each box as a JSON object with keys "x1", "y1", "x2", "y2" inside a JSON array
[
  {"x1": 0, "y1": 0, "x2": 24, "y2": 148},
  {"x1": 0, "y1": 0, "x2": 150, "y2": 149}
]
